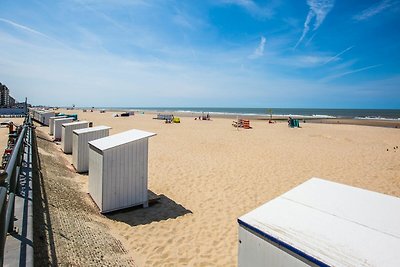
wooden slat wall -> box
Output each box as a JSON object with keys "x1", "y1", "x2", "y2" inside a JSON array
[
  {"x1": 88, "y1": 146, "x2": 103, "y2": 210},
  {"x1": 49, "y1": 116, "x2": 66, "y2": 135},
  {"x1": 73, "y1": 128, "x2": 109, "y2": 172},
  {"x1": 54, "y1": 118, "x2": 73, "y2": 140},
  {"x1": 101, "y1": 138, "x2": 149, "y2": 212},
  {"x1": 61, "y1": 122, "x2": 89, "y2": 154}
]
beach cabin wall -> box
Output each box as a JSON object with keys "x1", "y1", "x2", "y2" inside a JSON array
[
  {"x1": 72, "y1": 126, "x2": 111, "y2": 172},
  {"x1": 32, "y1": 109, "x2": 41, "y2": 122},
  {"x1": 30, "y1": 109, "x2": 54, "y2": 126},
  {"x1": 30, "y1": 109, "x2": 37, "y2": 121},
  {"x1": 61, "y1": 121, "x2": 90, "y2": 153},
  {"x1": 53, "y1": 118, "x2": 73, "y2": 140},
  {"x1": 237, "y1": 178, "x2": 400, "y2": 267},
  {"x1": 34, "y1": 110, "x2": 41, "y2": 122},
  {"x1": 36, "y1": 110, "x2": 41, "y2": 122},
  {"x1": 40, "y1": 111, "x2": 55, "y2": 126},
  {"x1": 156, "y1": 114, "x2": 173, "y2": 120},
  {"x1": 49, "y1": 116, "x2": 67, "y2": 135},
  {"x1": 88, "y1": 129, "x2": 156, "y2": 213},
  {"x1": 37, "y1": 110, "x2": 45, "y2": 123}
]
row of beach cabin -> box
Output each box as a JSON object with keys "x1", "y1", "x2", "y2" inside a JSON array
[
  {"x1": 36, "y1": 111, "x2": 157, "y2": 213},
  {"x1": 30, "y1": 108, "x2": 55, "y2": 126}
]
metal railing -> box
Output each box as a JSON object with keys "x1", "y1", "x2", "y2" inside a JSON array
[{"x1": 0, "y1": 115, "x2": 31, "y2": 266}]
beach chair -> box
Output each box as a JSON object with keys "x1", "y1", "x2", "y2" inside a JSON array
[
  {"x1": 232, "y1": 120, "x2": 243, "y2": 128},
  {"x1": 242, "y1": 120, "x2": 252, "y2": 129}
]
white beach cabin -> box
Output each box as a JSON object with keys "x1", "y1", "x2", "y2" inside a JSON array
[
  {"x1": 61, "y1": 121, "x2": 90, "y2": 154},
  {"x1": 238, "y1": 178, "x2": 400, "y2": 267},
  {"x1": 53, "y1": 117, "x2": 73, "y2": 141},
  {"x1": 31, "y1": 109, "x2": 54, "y2": 125},
  {"x1": 31, "y1": 109, "x2": 41, "y2": 122},
  {"x1": 72, "y1": 125, "x2": 111, "y2": 173},
  {"x1": 34, "y1": 110, "x2": 42, "y2": 122},
  {"x1": 40, "y1": 111, "x2": 55, "y2": 126},
  {"x1": 88, "y1": 129, "x2": 156, "y2": 213},
  {"x1": 49, "y1": 116, "x2": 67, "y2": 135}
]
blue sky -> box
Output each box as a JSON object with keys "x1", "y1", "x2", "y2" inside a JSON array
[{"x1": 0, "y1": 0, "x2": 399, "y2": 108}]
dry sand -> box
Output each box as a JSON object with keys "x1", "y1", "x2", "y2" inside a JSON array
[{"x1": 44, "y1": 109, "x2": 400, "y2": 266}]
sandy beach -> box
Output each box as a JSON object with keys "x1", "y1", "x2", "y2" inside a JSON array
[
  {"x1": 35, "y1": 109, "x2": 400, "y2": 266},
  {"x1": 0, "y1": 118, "x2": 25, "y2": 155}
]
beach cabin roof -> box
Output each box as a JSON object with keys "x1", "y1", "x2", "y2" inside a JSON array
[
  {"x1": 50, "y1": 115, "x2": 66, "y2": 119},
  {"x1": 73, "y1": 125, "x2": 111, "y2": 135},
  {"x1": 238, "y1": 177, "x2": 400, "y2": 267},
  {"x1": 89, "y1": 129, "x2": 156, "y2": 151},
  {"x1": 54, "y1": 117, "x2": 72, "y2": 121},
  {"x1": 62, "y1": 121, "x2": 89, "y2": 127}
]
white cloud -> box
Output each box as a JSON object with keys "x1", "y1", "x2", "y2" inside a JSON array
[
  {"x1": 0, "y1": 17, "x2": 71, "y2": 50},
  {"x1": 249, "y1": 36, "x2": 266, "y2": 59},
  {"x1": 218, "y1": 0, "x2": 274, "y2": 18},
  {"x1": 75, "y1": 1, "x2": 126, "y2": 31},
  {"x1": 295, "y1": 0, "x2": 335, "y2": 48},
  {"x1": 275, "y1": 55, "x2": 332, "y2": 68},
  {"x1": 323, "y1": 46, "x2": 354, "y2": 65},
  {"x1": 0, "y1": 18, "x2": 48, "y2": 38},
  {"x1": 353, "y1": 0, "x2": 396, "y2": 21},
  {"x1": 172, "y1": 9, "x2": 207, "y2": 30},
  {"x1": 321, "y1": 64, "x2": 382, "y2": 82}
]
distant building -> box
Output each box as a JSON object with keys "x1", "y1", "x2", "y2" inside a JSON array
[
  {"x1": 0, "y1": 83, "x2": 10, "y2": 107},
  {"x1": 9, "y1": 96, "x2": 15, "y2": 107},
  {"x1": 0, "y1": 82, "x2": 19, "y2": 108}
]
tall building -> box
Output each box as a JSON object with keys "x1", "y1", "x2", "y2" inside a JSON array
[{"x1": 0, "y1": 83, "x2": 10, "y2": 107}]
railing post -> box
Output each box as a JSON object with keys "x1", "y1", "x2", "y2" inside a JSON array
[{"x1": 7, "y1": 166, "x2": 20, "y2": 233}]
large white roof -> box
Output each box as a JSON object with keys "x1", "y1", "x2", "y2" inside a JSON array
[
  {"x1": 73, "y1": 125, "x2": 111, "y2": 134},
  {"x1": 238, "y1": 178, "x2": 400, "y2": 266},
  {"x1": 62, "y1": 121, "x2": 89, "y2": 127},
  {"x1": 89, "y1": 129, "x2": 156, "y2": 151}
]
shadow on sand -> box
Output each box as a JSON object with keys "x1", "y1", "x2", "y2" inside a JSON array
[
  {"x1": 105, "y1": 190, "x2": 192, "y2": 226},
  {"x1": 36, "y1": 134, "x2": 53, "y2": 143},
  {"x1": 32, "y1": 129, "x2": 58, "y2": 265}
]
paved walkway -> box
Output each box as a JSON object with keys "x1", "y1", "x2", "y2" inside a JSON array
[
  {"x1": 4, "y1": 127, "x2": 34, "y2": 267},
  {"x1": 32, "y1": 129, "x2": 135, "y2": 266}
]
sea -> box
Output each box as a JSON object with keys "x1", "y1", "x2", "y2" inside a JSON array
[{"x1": 98, "y1": 107, "x2": 400, "y2": 120}]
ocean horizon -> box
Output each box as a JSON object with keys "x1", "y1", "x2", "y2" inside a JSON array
[{"x1": 73, "y1": 107, "x2": 400, "y2": 120}]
